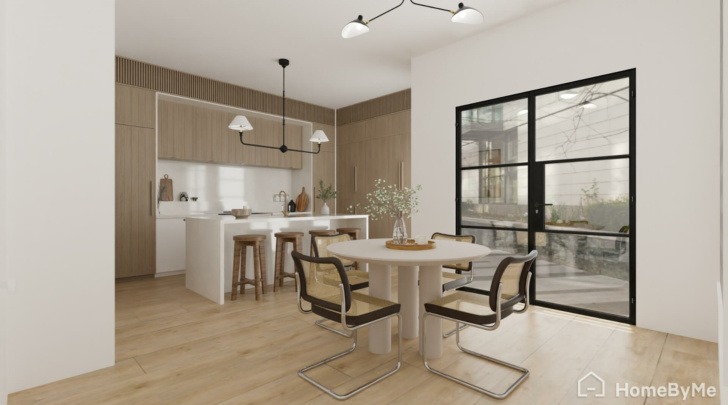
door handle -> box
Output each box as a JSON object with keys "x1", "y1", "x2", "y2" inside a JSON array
[
  {"x1": 354, "y1": 166, "x2": 358, "y2": 192},
  {"x1": 150, "y1": 181, "x2": 154, "y2": 217}
]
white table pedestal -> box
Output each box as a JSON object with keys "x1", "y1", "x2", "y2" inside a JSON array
[
  {"x1": 397, "y1": 265, "x2": 419, "y2": 339},
  {"x1": 419, "y1": 265, "x2": 443, "y2": 358},
  {"x1": 367, "y1": 263, "x2": 392, "y2": 354}
]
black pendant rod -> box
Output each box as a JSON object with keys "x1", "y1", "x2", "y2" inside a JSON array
[
  {"x1": 409, "y1": 0, "x2": 451, "y2": 13},
  {"x1": 280, "y1": 58, "x2": 288, "y2": 153},
  {"x1": 369, "y1": 0, "x2": 405, "y2": 22}
]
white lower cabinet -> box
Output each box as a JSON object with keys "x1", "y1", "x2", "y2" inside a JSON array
[{"x1": 156, "y1": 218, "x2": 187, "y2": 274}]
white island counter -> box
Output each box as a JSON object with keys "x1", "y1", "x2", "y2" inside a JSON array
[{"x1": 185, "y1": 214, "x2": 368, "y2": 304}]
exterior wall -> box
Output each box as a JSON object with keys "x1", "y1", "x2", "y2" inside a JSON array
[
  {"x1": 412, "y1": 0, "x2": 721, "y2": 341},
  {"x1": 4, "y1": 0, "x2": 115, "y2": 393}
]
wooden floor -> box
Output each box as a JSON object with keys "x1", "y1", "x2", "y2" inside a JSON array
[{"x1": 10, "y1": 275, "x2": 719, "y2": 404}]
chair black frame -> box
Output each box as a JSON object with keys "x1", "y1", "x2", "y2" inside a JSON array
[
  {"x1": 422, "y1": 250, "x2": 538, "y2": 399},
  {"x1": 291, "y1": 251, "x2": 401, "y2": 400}
]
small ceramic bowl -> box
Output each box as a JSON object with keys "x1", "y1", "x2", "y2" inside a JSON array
[{"x1": 232, "y1": 208, "x2": 251, "y2": 219}]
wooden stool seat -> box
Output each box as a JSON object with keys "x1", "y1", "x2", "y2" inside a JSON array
[
  {"x1": 231, "y1": 234, "x2": 267, "y2": 301},
  {"x1": 309, "y1": 229, "x2": 337, "y2": 254},
  {"x1": 274, "y1": 231, "x2": 304, "y2": 292},
  {"x1": 335, "y1": 227, "x2": 360, "y2": 240}
]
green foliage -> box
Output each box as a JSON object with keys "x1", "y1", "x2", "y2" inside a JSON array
[{"x1": 315, "y1": 180, "x2": 337, "y2": 202}]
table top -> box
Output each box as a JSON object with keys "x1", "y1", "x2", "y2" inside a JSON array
[{"x1": 327, "y1": 238, "x2": 490, "y2": 266}]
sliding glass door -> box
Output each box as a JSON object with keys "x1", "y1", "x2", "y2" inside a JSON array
[{"x1": 457, "y1": 70, "x2": 635, "y2": 323}]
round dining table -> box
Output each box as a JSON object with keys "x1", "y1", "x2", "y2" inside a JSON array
[{"x1": 327, "y1": 238, "x2": 490, "y2": 358}]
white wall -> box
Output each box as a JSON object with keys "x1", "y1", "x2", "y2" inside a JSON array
[
  {"x1": 0, "y1": 0, "x2": 8, "y2": 401},
  {"x1": 721, "y1": 0, "x2": 727, "y2": 397},
  {"x1": 4, "y1": 0, "x2": 115, "y2": 394},
  {"x1": 412, "y1": 0, "x2": 721, "y2": 341},
  {"x1": 157, "y1": 160, "x2": 310, "y2": 215}
]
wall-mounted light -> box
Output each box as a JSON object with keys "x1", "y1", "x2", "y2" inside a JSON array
[
  {"x1": 229, "y1": 58, "x2": 329, "y2": 154},
  {"x1": 342, "y1": 0, "x2": 484, "y2": 39}
]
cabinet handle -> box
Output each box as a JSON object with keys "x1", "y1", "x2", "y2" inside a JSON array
[
  {"x1": 354, "y1": 166, "x2": 358, "y2": 192},
  {"x1": 399, "y1": 161, "x2": 404, "y2": 189},
  {"x1": 150, "y1": 181, "x2": 154, "y2": 217}
]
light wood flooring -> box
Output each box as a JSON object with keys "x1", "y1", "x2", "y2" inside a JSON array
[{"x1": 9, "y1": 275, "x2": 719, "y2": 404}]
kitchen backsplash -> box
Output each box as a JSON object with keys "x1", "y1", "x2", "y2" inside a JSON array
[{"x1": 157, "y1": 160, "x2": 310, "y2": 216}]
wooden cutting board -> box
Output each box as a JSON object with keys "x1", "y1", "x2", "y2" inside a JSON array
[
  {"x1": 159, "y1": 174, "x2": 173, "y2": 201},
  {"x1": 295, "y1": 187, "x2": 309, "y2": 212}
]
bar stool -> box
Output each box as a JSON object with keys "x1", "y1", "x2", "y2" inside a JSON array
[
  {"x1": 308, "y1": 229, "x2": 337, "y2": 255},
  {"x1": 335, "y1": 227, "x2": 361, "y2": 269},
  {"x1": 336, "y1": 227, "x2": 360, "y2": 240},
  {"x1": 274, "y1": 231, "x2": 304, "y2": 292},
  {"x1": 231, "y1": 234, "x2": 267, "y2": 301}
]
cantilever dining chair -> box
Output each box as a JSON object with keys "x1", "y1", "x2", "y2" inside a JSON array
[
  {"x1": 422, "y1": 250, "x2": 538, "y2": 399},
  {"x1": 431, "y1": 232, "x2": 476, "y2": 337},
  {"x1": 291, "y1": 251, "x2": 401, "y2": 400},
  {"x1": 311, "y1": 233, "x2": 370, "y2": 336}
]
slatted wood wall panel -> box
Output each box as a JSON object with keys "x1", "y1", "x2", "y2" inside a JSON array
[
  {"x1": 336, "y1": 89, "x2": 411, "y2": 126},
  {"x1": 116, "y1": 56, "x2": 335, "y2": 126}
]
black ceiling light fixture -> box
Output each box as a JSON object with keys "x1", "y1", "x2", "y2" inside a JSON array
[
  {"x1": 341, "y1": 0, "x2": 484, "y2": 39},
  {"x1": 228, "y1": 58, "x2": 329, "y2": 154}
]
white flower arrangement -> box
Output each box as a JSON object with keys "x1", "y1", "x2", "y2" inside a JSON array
[{"x1": 364, "y1": 179, "x2": 422, "y2": 220}]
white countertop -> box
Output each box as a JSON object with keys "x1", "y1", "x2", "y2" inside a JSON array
[{"x1": 172, "y1": 213, "x2": 367, "y2": 222}]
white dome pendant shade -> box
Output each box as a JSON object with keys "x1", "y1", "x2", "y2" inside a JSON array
[
  {"x1": 309, "y1": 129, "x2": 329, "y2": 144},
  {"x1": 228, "y1": 115, "x2": 253, "y2": 131},
  {"x1": 450, "y1": 2, "x2": 483, "y2": 24},
  {"x1": 342, "y1": 15, "x2": 369, "y2": 39}
]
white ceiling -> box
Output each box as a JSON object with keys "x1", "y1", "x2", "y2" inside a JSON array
[{"x1": 116, "y1": 0, "x2": 567, "y2": 109}]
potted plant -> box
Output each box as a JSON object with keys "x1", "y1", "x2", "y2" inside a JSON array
[
  {"x1": 315, "y1": 179, "x2": 337, "y2": 215},
  {"x1": 364, "y1": 179, "x2": 422, "y2": 244}
]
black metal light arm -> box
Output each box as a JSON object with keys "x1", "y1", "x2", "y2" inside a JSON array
[
  {"x1": 238, "y1": 132, "x2": 322, "y2": 154},
  {"x1": 369, "y1": 0, "x2": 405, "y2": 23},
  {"x1": 409, "y1": 0, "x2": 452, "y2": 13}
]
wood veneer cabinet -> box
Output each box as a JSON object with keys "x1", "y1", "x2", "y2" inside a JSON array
[
  {"x1": 337, "y1": 110, "x2": 411, "y2": 238},
  {"x1": 116, "y1": 84, "x2": 155, "y2": 129},
  {"x1": 115, "y1": 124, "x2": 156, "y2": 278},
  {"x1": 115, "y1": 84, "x2": 157, "y2": 278},
  {"x1": 158, "y1": 99, "x2": 303, "y2": 169}
]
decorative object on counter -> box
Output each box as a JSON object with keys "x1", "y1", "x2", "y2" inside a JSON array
[
  {"x1": 288, "y1": 200, "x2": 297, "y2": 213},
  {"x1": 315, "y1": 180, "x2": 337, "y2": 216},
  {"x1": 179, "y1": 192, "x2": 189, "y2": 202},
  {"x1": 341, "y1": 0, "x2": 483, "y2": 39},
  {"x1": 159, "y1": 174, "x2": 173, "y2": 201},
  {"x1": 364, "y1": 179, "x2": 422, "y2": 244},
  {"x1": 295, "y1": 187, "x2": 309, "y2": 212},
  {"x1": 232, "y1": 208, "x2": 251, "y2": 219},
  {"x1": 228, "y1": 58, "x2": 329, "y2": 155},
  {"x1": 191, "y1": 197, "x2": 198, "y2": 202},
  {"x1": 385, "y1": 239, "x2": 435, "y2": 250}
]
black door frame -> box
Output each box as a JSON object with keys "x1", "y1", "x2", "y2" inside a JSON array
[{"x1": 456, "y1": 69, "x2": 636, "y2": 324}]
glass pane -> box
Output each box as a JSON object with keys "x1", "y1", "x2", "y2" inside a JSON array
[
  {"x1": 544, "y1": 159, "x2": 629, "y2": 233},
  {"x1": 535, "y1": 232, "x2": 630, "y2": 317},
  {"x1": 460, "y1": 228, "x2": 529, "y2": 291},
  {"x1": 461, "y1": 98, "x2": 528, "y2": 167},
  {"x1": 536, "y1": 77, "x2": 629, "y2": 161},
  {"x1": 461, "y1": 166, "x2": 528, "y2": 229}
]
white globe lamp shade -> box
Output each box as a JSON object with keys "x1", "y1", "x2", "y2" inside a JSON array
[
  {"x1": 342, "y1": 16, "x2": 370, "y2": 39},
  {"x1": 451, "y1": 3, "x2": 483, "y2": 24}
]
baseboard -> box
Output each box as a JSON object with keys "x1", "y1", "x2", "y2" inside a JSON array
[{"x1": 155, "y1": 270, "x2": 186, "y2": 278}]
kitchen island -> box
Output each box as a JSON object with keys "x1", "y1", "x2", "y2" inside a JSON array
[{"x1": 185, "y1": 214, "x2": 368, "y2": 304}]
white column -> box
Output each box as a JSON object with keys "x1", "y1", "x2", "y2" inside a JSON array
[
  {"x1": 419, "y1": 265, "x2": 443, "y2": 358},
  {"x1": 397, "y1": 265, "x2": 419, "y2": 339},
  {"x1": 367, "y1": 263, "x2": 392, "y2": 354}
]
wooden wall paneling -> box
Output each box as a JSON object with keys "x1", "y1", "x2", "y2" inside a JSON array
[
  {"x1": 195, "y1": 107, "x2": 213, "y2": 162},
  {"x1": 172, "y1": 103, "x2": 185, "y2": 159},
  {"x1": 157, "y1": 100, "x2": 172, "y2": 159},
  {"x1": 183, "y1": 103, "x2": 195, "y2": 161},
  {"x1": 116, "y1": 56, "x2": 335, "y2": 127},
  {"x1": 336, "y1": 89, "x2": 410, "y2": 126},
  {"x1": 116, "y1": 83, "x2": 156, "y2": 129}
]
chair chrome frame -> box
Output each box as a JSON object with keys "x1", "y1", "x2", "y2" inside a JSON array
[
  {"x1": 431, "y1": 232, "x2": 476, "y2": 338},
  {"x1": 422, "y1": 251, "x2": 536, "y2": 399},
  {"x1": 293, "y1": 256, "x2": 401, "y2": 401}
]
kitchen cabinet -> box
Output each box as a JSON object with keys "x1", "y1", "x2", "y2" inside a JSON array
[
  {"x1": 159, "y1": 99, "x2": 303, "y2": 169},
  {"x1": 156, "y1": 218, "x2": 186, "y2": 273},
  {"x1": 337, "y1": 110, "x2": 410, "y2": 238},
  {"x1": 116, "y1": 124, "x2": 156, "y2": 277},
  {"x1": 116, "y1": 84, "x2": 155, "y2": 129}
]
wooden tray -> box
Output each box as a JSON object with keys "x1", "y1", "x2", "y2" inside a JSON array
[{"x1": 385, "y1": 239, "x2": 436, "y2": 250}]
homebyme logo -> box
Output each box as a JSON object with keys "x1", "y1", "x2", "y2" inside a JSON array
[{"x1": 577, "y1": 371, "x2": 717, "y2": 400}]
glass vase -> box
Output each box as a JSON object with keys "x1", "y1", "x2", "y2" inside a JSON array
[{"x1": 392, "y1": 213, "x2": 408, "y2": 244}]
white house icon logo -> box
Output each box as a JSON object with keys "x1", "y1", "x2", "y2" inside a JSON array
[{"x1": 578, "y1": 371, "x2": 606, "y2": 397}]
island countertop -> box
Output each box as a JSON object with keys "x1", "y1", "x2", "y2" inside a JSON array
[{"x1": 185, "y1": 214, "x2": 369, "y2": 304}]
